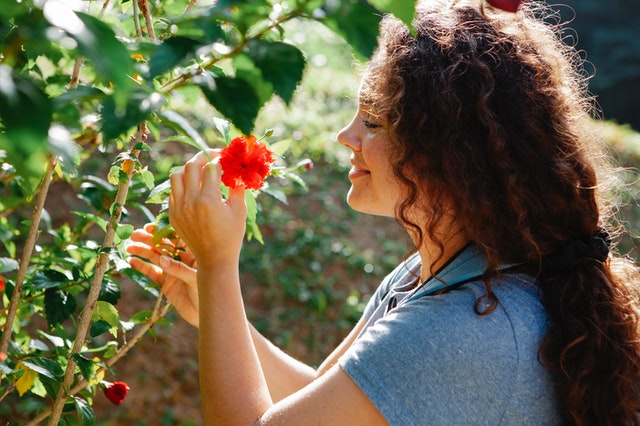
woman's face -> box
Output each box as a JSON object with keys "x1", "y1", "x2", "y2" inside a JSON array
[{"x1": 337, "y1": 103, "x2": 404, "y2": 217}]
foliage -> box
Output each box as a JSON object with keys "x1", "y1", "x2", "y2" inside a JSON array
[
  {"x1": 0, "y1": 0, "x2": 416, "y2": 423},
  {"x1": 559, "y1": 0, "x2": 640, "y2": 130}
]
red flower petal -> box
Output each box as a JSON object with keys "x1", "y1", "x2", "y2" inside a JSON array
[
  {"x1": 487, "y1": 0, "x2": 523, "y2": 13},
  {"x1": 103, "y1": 381, "x2": 130, "y2": 405},
  {"x1": 220, "y1": 135, "x2": 275, "y2": 190},
  {"x1": 0, "y1": 276, "x2": 4, "y2": 293}
]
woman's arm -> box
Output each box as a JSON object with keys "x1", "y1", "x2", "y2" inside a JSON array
[
  {"x1": 128, "y1": 227, "x2": 365, "y2": 401},
  {"x1": 168, "y1": 153, "x2": 386, "y2": 425},
  {"x1": 127, "y1": 227, "x2": 315, "y2": 400}
]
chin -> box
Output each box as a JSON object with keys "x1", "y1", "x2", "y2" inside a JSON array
[{"x1": 346, "y1": 192, "x2": 395, "y2": 218}]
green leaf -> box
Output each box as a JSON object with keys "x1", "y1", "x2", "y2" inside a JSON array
[
  {"x1": 194, "y1": 72, "x2": 261, "y2": 135},
  {"x1": 147, "y1": 179, "x2": 171, "y2": 204},
  {"x1": 0, "y1": 65, "x2": 52, "y2": 179},
  {"x1": 116, "y1": 224, "x2": 134, "y2": 241},
  {"x1": 0, "y1": 257, "x2": 19, "y2": 274},
  {"x1": 107, "y1": 165, "x2": 128, "y2": 186},
  {"x1": 101, "y1": 90, "x2": 166, "y2": 141},
  {"x1": 31, "y1": 269, "x2": 70, "y2": 290},
  {"x1": 37, "y1": 330, "x2": 68, "y2": 348},
  {"x1": 70, "y1": 354, "x2": 95, "y2": 383},
  {"x1": 91, "y1": 301, "x2": 120, "y2": 336},
  {"x1": 72, "y1": 211, "x2": 109, "y2": 233},
  {"x1": 98, "y1": 279, "x2": 121, "y2": 305},
  {"x1": 321, "y1": 0, "x2": 382, "y2": 59},
  {"x1": 139, "y1": 170, "x2": 154, "y2": 189},
  {"x1": 42, "y1": 4, "x2": 133, "y2": 101},
  {"x1": 233, "y1": 54, "x2": 274, "y2": 106},
  {"x1": 130, "y1": 310, "x2": 152, "y2": 324},
  {"x1": 213, "y1": 117, "x2": 231, "y2": 143},
  {"x1": 148, "y1": 36, "x2": 204, "y2": 78},
  {"x1": 89, "y1": 320, "x2": 112, "y2": 337},
  {"x1": 209, "y1": 0, "x2": 272, "y2": 34},
  {"x1": 158, "y1": 110, "x2": 211, "y2": 154},
  {"x1": 21, "y1": 357, "x2": 65, "y2": 380},
  {"x1": 74, "y1": 397, "x2": 96, "y2": 426},
  {"x1": 367, "y1": 0, "x2": 415, "y2": 29},
  {"x1": 44, "y1": 288, "x2": 77, "y2": 326},
  {"x1": 244, "y1": 191, "x2": 263, "y2": 244},
  {"x1": 245, "y1": 40, "x2": 306, "y2": 104}
]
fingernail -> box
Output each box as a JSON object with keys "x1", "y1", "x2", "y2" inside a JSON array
[{"x1": 159, "y1": 255, "x2": 171, "y2": 268}]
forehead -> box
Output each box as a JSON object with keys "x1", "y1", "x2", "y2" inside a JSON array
[{"x1": 357, "y1": 73, "x2": 377, "y2": 107}]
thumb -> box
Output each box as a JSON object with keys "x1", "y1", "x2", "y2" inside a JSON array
[{"x1": 159, "y1": 255, "x2": 196, "y2": 285}]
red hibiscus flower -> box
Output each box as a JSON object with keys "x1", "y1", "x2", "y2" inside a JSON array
[
  {"x1": 487, "y1": 0, "x2": 524, "y2": 13},
  {"x1": 103, "y1": 381, "x2": 130, "y2": 405},
  {"x1": 219, "y1": 135, "x2": 275, "y2": 190}
]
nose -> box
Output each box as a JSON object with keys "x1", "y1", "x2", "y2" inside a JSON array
[{"x1": 337, "y1": 115, "x2": 361, "y2": 152}]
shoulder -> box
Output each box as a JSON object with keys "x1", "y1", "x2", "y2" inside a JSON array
[{"x1": 340, "y1": 274, "x2": 559, "y2": 425}]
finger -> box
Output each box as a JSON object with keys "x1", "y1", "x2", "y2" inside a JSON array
[
  {"x1": 128, "y1": 257, "x2": 165, "y2": 284},
  {"x1": 169, "y1": 169, "x2": 184, "y2": 204},
  {"x1": 183, "y1": 156, "x2": 207, "y2": 194},
  {"x1": 125, "y1": 240, "x2": 158, "y2": 259},
  {"x1": 191, "y1": 149, "x2": 221, "y2": 165},
  {"x1": 129, "y1": 228, "x2": 155, "y2": 245},
  {"x1": 159, "y1": 255, "x2": 197, "y2": 288},
  {"x1": 228, "y1": 185, "x2": 247, "y2": 217},
  {"x1": 201, "y1": 159, "x2": 223, "y2": 199}
]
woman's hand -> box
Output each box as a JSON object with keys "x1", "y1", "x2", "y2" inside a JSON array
[
  {"x1": 126, "y1": 223, "x2": 200, "y2": 326},
  {"x1": 168, "y1": 151, "x2": 247, "y2": 269}
]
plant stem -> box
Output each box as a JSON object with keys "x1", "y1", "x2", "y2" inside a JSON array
[
  {"x1": 46, "y1": 128, "x2": 144, "y2": 424},
  {"x1": 26, "y1": 280, "x2": 172, "y2": 426},
  {"x1": 161, "y1": 8, "x2": 304, "y2": 93},
  {"x1": 137, "y1": 0, "x2": 157, "y2": 41},
  {"x1": 0, "y1": 157, "x2": 57, "y2": 372}
]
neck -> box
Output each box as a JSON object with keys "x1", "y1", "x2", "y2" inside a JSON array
[{"x1": 413, "y1": 231, "x2": 469, "y2": 283}]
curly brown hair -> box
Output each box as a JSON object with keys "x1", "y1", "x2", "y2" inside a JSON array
[{"x1": 361, "y1": 1, "x2": 640, "y2": 424}]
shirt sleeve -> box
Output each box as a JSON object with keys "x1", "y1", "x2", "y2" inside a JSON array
[{"x1": 339, "y1": 283, "x2": 520, "y2": 426}]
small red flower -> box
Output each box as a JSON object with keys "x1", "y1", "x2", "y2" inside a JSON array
[
  {"x1": 300, "y1": 159, "x2": 314, "y2": 171},
  {"x1": 219, "y1": 135, "x2": 275, "y2": 190},
  {"x1": 0, "y1": 276, "x2": 5, "y2": 293},
  {"x1": 103, "y1": 381, "x2": 130, "y2": 405},
  {"x1": 487, "y1": 0, "x2": 523, "y2": 13}
]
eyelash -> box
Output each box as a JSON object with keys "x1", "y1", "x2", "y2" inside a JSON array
[{"x1": 363, "y1": 119, "x2": 381, "y2": 129}]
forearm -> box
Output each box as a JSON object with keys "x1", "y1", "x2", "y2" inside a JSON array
[
  {"x1": 197, "y1": 264, "x2": 272, "y2": 424},
  {"x1": 249, "y1": 323, "x2": 316, "y2": 401}
]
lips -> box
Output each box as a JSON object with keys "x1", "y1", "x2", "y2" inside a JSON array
[{"x1": 349, "y1": 159, "x2": 370, "y2": 179}]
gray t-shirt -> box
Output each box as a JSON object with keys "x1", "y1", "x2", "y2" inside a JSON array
[{"x1": 339, "y1": 245, "x2": 561, "y2": 425}]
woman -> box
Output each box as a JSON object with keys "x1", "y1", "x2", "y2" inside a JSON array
[{"x1": 127, "y1": 1, "x2": 640, "y2": 424}]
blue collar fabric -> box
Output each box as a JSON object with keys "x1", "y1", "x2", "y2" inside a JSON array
[{"x1": 407, "y1": 244, "x2": 519, "y2": 303}]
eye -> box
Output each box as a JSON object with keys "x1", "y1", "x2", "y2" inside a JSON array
[{"x1": 362, "y1": 119, "x2": 382, "y2": 129}]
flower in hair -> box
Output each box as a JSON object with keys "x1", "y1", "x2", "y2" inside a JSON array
[
  {"x1": 486, "y1": 0, "x2": 524, "y2": 13},
  {"x1": 219, "y1": 134, "x2": 275, "y2": 190}
]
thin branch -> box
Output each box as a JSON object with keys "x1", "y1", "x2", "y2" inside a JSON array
[
  {"x1": 0, "y1": 380, "x2": 16, "y2": 403},
  {"x1": 132, "y1": 0, "x2": 143, "y2": 39},
  {"x1": 184, "y1": 0, "x2": 198, "y2": 15},
  {"x1": 0, "y1": 157, "x2": 57, "y2": 370},
  {"x1": 137, "y1": 0, "x2": 157, "y2": 42},
  {"x1": 69, "y1": 58, "x2": 83, "y2": 89},
  {"x1": 160, "y1": 8, "x2": 303, "y2": 93},
  {"x1": 46, "y1": 136, "x2": 144, "y2": 425}
]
